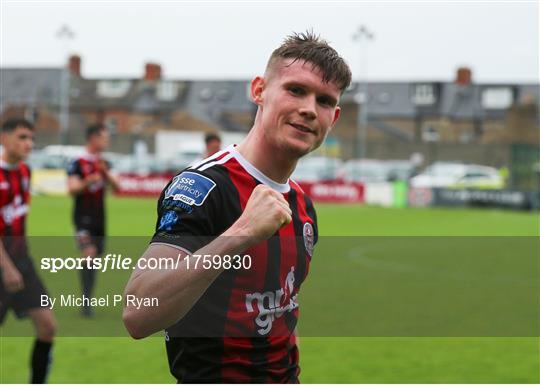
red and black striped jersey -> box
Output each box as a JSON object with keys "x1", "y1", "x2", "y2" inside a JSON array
[
  {"x1": 151, "y1": 145, "x2": 318, "y2": 383},
  {"x1": 0, "y1": 160, "x2": 31, "y2": 259},
  {"x1": 0, "y1": 160, "x2": 31, "y2": 237},
  {"x1": 67, "y1": 154, "x2": 108, "y2": 231}
]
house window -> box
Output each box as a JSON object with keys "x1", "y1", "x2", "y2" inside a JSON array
[
  {"x1": 411, "y1": 84, "x2": 437, "y2": 105},
  {"x1": 157, "y1": 82, "x2": 179, "y2": 101},
  {"x1": 199, "y1": 88, "x2": 213, "y2": 101},
  {"x1": 97, "y1": 80, "x2": 131, "y2": 98},
  {"x1": 481, "y1": 87, "x2": 514, "y2": 109},
  {"x1": 377, "y1": 92, "x2": 391, "y2": 104}
]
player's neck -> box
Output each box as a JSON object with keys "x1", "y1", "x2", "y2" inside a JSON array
[
  {"x1": 85, "y1": 145, "x2": 101, "y2": 155},
  {"x1": 237, "y1": 130, "x2": 296, "y2": 184},
  {"x1": 1, "y1": 152, "x2": 20, "y2": 166}
]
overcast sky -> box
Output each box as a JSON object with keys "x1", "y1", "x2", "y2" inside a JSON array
[{"x1": 1, "y1": 1, "x2": 538, "y2": 83}]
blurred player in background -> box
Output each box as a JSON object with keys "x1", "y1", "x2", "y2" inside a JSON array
[
  {"x1": 0, "y1": 118, "x2": 56, "y2": 383},
  {"x1": 67, "y1": 124, "x2": 119, "y2": 317},
  {"x1": 204, "y1": 133, "x2": 221, "y2": 158},
  {"x1": 123, "y1": 31, "x2": 351, "y2": 382}
]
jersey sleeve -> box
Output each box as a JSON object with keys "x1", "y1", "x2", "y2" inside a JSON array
[
  {"x1": 67, "y1": 159, "x2": 83, "y2": 177},
  {"x1": 24, "y1": 163, "x2": 32, "y2": 178},
  {"x1": 150, "y1": 169, "x2": 221, "y2": 254}
]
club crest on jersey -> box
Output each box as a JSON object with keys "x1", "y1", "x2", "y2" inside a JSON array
[
  {"x1": 303, "y1": 222, "x2": 314, "y2": 256},
  {"x1": 164, "y1": 171, "x2": 216, "y2": 207},
  {"x1": 158, "y1": 210, "x2": 179, "y2": 231}
]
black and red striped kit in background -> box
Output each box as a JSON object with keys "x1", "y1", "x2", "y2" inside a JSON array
[
  {"x1": 67, "y1": 153, "x2": 108, "y2": 235},
  {"x1": 152, "y1": 145, "x2": 318, "y2": 383},
  {"x1": 0, "y1": 160, "x2": 48, "y2": 323},
  {"x1": 0, "y1": 160, "x2": 31, "y2": 239}
]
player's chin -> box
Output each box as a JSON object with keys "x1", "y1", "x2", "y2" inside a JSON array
[{"x1": 282, "y1": 138, "x2": 317, "y2": 158}]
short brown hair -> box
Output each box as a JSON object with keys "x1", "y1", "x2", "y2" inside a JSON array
[
  {"x1": 2, "y1": 118, "x2": 34, "y2": 133},
  {"x1": 85, "y1": 123, "x2": 106, "y2": 140},
  {"x1": 205, "y1": 133, "x2": 221, "y2": 145},
  {"x1": 266, "y1": 31, "x2": 352, "y2": 93}
]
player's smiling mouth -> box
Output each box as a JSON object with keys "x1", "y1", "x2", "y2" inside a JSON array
[{"x1": 288, "y1": 122, "x2": 315, "y2": 134}]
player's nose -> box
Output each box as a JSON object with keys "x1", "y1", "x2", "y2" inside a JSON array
[{"x1": 298, "y1": 95, "x2": 317, "y2": 121}]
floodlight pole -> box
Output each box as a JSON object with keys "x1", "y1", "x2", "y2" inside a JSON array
[
  {"x1": 352, "y1": 25, "x2": 374, "y2": 159},
  {"x1": 56, "y1": 25, "x2": 75, "y2": 145}
]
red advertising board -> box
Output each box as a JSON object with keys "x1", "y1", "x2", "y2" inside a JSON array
[
  {"x1": 297, "y1": 181, "x2": 365, "y2": 203},
  {"x1": 115, "y1": 173, "x2": 173, "y2": 197},
  {"x1": 115, "y1": 174, "x2": 365, "y2": 203}
]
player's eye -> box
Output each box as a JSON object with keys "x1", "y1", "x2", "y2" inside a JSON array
[
  {"x1": 288, "y1": 86, "x2": 304, "y2": 96},
  {"x1": 317, "y1": 97, "x2": 331, "y2": 107},
  {"x1": 317, "y1": 96, "x2": 336, "y2": 107}
]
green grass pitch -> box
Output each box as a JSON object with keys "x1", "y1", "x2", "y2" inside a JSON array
[{"x1": 1, "y1": 195, "x2": 539, "y2": 383}]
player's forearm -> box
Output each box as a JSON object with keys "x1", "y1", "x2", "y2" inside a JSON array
[
  {"x1": 67, "y1": 178, "x2": 86, "y2": 195},
  {"x1": 0, "y1": 240, "x2": 16, "y2": 269},
  {"x1": 123, "y1": 230, "x2": 253, "y2": 339},
  {"x1": 105, "y1": 171, "x2": 121, "y2": 192}
]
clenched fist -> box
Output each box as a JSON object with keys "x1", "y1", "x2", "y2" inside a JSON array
[
  {"x1": 85, "y1": 172, "x2": 102, "y2": 185},
  {"x1": 232, "y1": 184, "x2": 292, "y2": 244}
]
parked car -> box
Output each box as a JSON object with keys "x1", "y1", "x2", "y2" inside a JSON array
[
  {"x1": 27, "y1": 150, "x2": 63, "y2": 169},
  {"x1": 340, "y1": 159, "x2": 415, "y2": 183},
  {"x1": 410, "y1": 162, "x2": 504, "y2": 189},
  {"x1": 291, "y1": 156, "x2": 343, "y2": 183},
  {"x1": 26, "y1": 145, "x2": 85, "y2": 169}
]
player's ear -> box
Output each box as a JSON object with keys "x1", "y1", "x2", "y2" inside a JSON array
[
  {"x1": 330, "y1": 106, "x2": 341, "y2": 129},
  {"x1": 250, "y1": 76, "x2": 265, "y2": 106}
]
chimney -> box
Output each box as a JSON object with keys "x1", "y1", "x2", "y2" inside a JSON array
[
  {"x1": 455, "y1": 67, "x2": 472, "y2": 86},
  {"x1": 68, "y1": 55, "x2": 81, "y2": 77},
  {"x1": 144, "y1": 63, "x2": 162, "y2": 81}
]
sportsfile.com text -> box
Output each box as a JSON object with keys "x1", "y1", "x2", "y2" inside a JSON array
[{"x1": 40, "y1": 254, "x2": 252, "y2": 273}]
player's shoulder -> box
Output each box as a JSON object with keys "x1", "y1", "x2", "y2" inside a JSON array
[
  {"x1": 189, "y1": 148, "x2": 233, "y2": 172},
  {"x1": 66, "y1": 156, "x2": 84, "y2": 174},
  {"x1": 290, "y1": 178, "x2": 314, "y2": 203},
  {"x1": 67, "y1": 156, "x2": 82, "y2": 167},
  {"x1": 289, "y1": 178, "x2": 305, "y2": 194},
  {"x1": 160, "y1": 151, "x2": 236, "y2": 207},
  {"x1": 19, "y1": 161, "x2": 31, "y2": 174},
  {"x1": 187, "y1": 149, "x2": 237, "y2": 185},
  {"x1": 289, "y1": 178, "x2": 317, "y2": 218}
]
